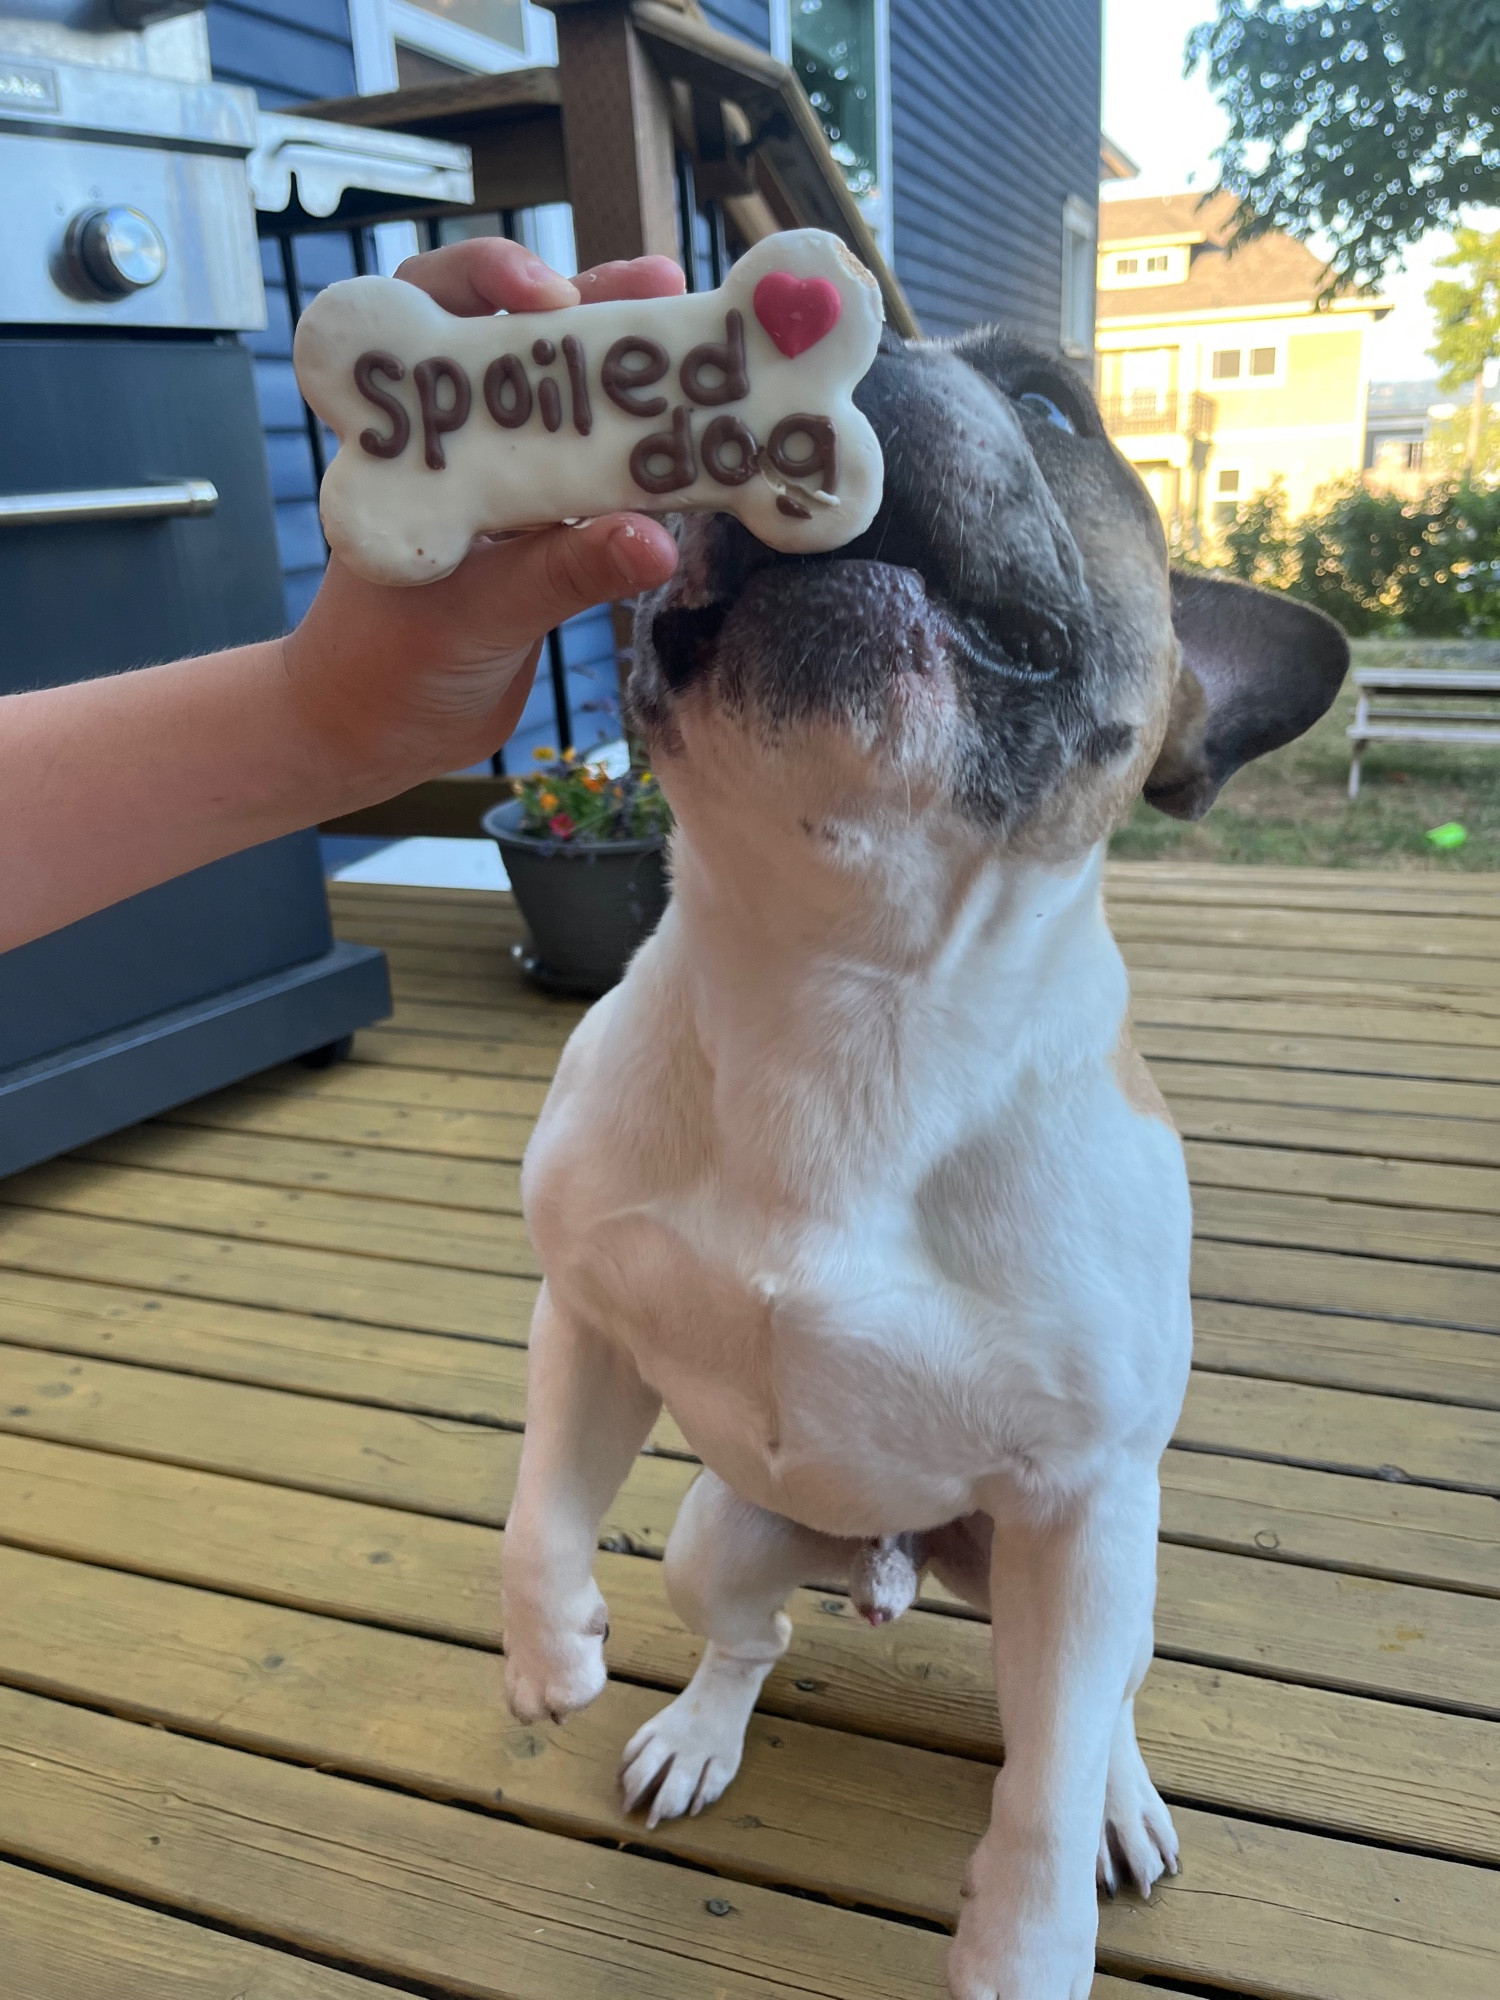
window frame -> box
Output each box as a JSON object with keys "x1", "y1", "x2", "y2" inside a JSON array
[
  {"x1": 1061, "y1": 194, "x2": 1097, "y2": 358},
  {"x1": 771, "y1": 0, "x2": 893, "y2": 263},
  {"x1": 1207, "y1": 339, "x2": 1285, "y2": 388}
]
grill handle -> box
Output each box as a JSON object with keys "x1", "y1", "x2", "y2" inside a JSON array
[{"x1": 0, "y1": 480, "x2": 219, "y2": 528}]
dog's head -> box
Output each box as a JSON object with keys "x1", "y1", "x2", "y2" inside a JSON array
[{"x1": 628, "y1": 326, "x2": 1347, "y2": 858}]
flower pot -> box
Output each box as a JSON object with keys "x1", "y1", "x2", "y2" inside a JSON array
[{"x1": 481, "y1": 797, "x2": 669, "y2": 999}]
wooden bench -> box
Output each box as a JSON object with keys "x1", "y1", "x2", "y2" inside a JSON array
[{"x1": 1347, "y1": 666, "x2": 1500, "y2": 798}]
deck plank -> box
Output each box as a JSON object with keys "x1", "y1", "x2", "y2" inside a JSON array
[
  {"x1": 0, "y1": 1363, "x2": 1494, "y2": 1711},
  {"x1": 0, "y1": 1858, "x2": 409, "y2": 2000},
  {"x1": 1, "y1": 869, "x2": 1496, "y2": 1996},
  {"x1": 0, "y1": 1438, "x2": 1494, "y2": 1863},
  {"x1": 0, "y1": 1550, "x2": 1493, "y2": 2000},
  {"x1": 0, "y1": 1687, "x2": 959, "y2": 2000}
]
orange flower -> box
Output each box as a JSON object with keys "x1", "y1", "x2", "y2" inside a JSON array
[
  {"x1": 533, "y1": 746, "x2": 557, "y2": 762},
  {"x1": 537, "y1": 789, "x2": 559, "y2": 811}
]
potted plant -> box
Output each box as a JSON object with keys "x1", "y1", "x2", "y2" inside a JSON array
[{"x1": 482, "y1": 750, "x2": 671, "y2": 997}]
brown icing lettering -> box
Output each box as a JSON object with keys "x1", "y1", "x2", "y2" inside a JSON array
[
  {"x1": 776, "y1": 494, "x2": 812, "y2": 519},
  {"x1": 354, "y1": 351, "x2": 410, "y2": 459},
  {"x1": 561, "y1": 334, "x2": 592, "y2": 436},
  {"x1": 538, "y1": 377, "x2": 563, "y2": 432},
  {"x1": 679, "y1": 309, "x2": 749, "y2": 406},
  {"x1": 765, "y1": 413, "x2": 837, "y2": 493},
  {"x1": 702, "y1": 413, "x2": 758, "y2": 486},
  {"x1": 483, "y1": 354, "x2": 532, "y2": 429},
  {"x1": 630, "y1": 405, "x2": 697, "y2": 494},
  {"x1": 603, "y1": 335, "x2": 670, "y2": 417},
  {"x1": 531, "y1": 338, "x2": 556, "y2": 366},
  {"x1": 413, "y1": 357, "x2": 471, "y2": 471}
]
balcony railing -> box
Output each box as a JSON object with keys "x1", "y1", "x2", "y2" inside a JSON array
[{"x1": 1098, "y1": 390, "x2": 1216, "y2": 440}]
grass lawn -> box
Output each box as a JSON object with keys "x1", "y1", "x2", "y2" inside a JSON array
[{"x1": 1110, "y1": 639, "x2": 1500, "y2": 871}]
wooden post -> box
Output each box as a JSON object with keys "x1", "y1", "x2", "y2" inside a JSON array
[
  {"x1": 542, "y1": 2, "x2": 682, "y2": 734},
  {"x1": 547, "y1": 0, "x2": 681, "y2": 270}
]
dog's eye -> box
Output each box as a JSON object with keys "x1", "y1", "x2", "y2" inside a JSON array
[{"x1": 1017, "y1": 390, "x2": 1076, "y2": 434}]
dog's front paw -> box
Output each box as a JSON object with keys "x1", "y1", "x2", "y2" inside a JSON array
[
  {"x1": 1097, "y1": 1734, "x2": 1179, "y2": 1898},
  {"x1": 947, "y1": 1838, "x2": 1096, "y2": 2000},
  {"x1": 502, "y1": 1589, "x2": 609, "y2": 1725}
]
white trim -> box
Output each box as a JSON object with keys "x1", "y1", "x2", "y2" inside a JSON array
[
  {"x1": 346, "y1": 0, "x2": 399, "y2": 91},
  {"x1": 1061, "y1": 193, "x2": 1096, "y2": 357},
  {"x1": 388, "y1": 0, "x2": 543, "y2": 76}
]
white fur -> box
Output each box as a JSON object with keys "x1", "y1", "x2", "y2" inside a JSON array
[{"x1": 502, "y1": 706, "x2": 1194, "y2": 2000}]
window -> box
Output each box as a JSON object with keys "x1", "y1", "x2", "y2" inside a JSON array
[
  {"x1": 1115, "y1": 256, "x2": 1139, "y2": 277},
  {"x1": 399, "y1": 0, "x2": 524, "y2": 47},
  {"x1": 774, "y1": 1, "x2": 891, "y2": 256},
  {"x1": 1211, "y1": 348, "x2": 1241, "y2": 380},
  {"x1": 1216, "y1": 469, "x2": 1240, "y2": 495},
  {"x1": 1061, "y1": 196, "x2": 1096, "y2": 356},
  {"x1": 1212, "y1": 500, "x2": 1239, "y2": 527},
  {"x1": 1145, "y1": 253, "x2": 1169, "y2": 273},
  {"x1": 1249, "y1": 345, "x2": 1276, "y2": 377}
]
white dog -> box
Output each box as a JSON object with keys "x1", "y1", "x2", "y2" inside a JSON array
[{"x1": 501, "y1": 327, "x2": 1347, "y2": 2000}]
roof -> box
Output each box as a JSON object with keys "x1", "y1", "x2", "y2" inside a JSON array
[
  {"x1": 1097, "y1": 190, "x2": 1349, "y2": 318},
  {"x1": 1099, "y1": 133, "x2": 1139, "y2": 182}
]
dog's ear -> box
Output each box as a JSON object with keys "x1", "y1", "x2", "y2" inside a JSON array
[{"x1": 1144, "y1": 569, "x2": 1349, "y2": 820}]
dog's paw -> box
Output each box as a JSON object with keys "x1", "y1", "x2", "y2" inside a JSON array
[
  {"x1": 502, "y1": 1593, "x2": 609, "y2": 1725},
  {"x1": 620, "y1": 1680, "x2": 754, "y2": 1829},
  {"x1": 1097, "y1": 1735, "x2": 1179, "y2": 1898},
  {"x1": 947, "y1": 1837, "x2": 1096, "y2": 2000}
]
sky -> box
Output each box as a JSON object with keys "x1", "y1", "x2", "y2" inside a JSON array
[{"x1": 1100, "y1": 0, "x2": 1466, "y2": 383}]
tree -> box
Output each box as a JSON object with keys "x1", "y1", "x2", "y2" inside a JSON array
[
  {"x1": 1428, "y1": 228, "x2": 1500, "y2": 470},
  {"x1": 1188, "y1": 2, "x2": 1500, "y2": 288}
]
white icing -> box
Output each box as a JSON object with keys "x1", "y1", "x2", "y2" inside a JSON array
[{"x1": 293, "y1": 229, "x2": 886, "y2": 586}]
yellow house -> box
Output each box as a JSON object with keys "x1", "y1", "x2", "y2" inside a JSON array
[{"x1": 1096, "y1": 193, "x2": 1389, "y2": 545}]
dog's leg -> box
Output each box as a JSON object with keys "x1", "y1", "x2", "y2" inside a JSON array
[
  {"x1": 502, "y1": 1284, "x2": 661, "y2": 1725},
  {"x1": 948, "y1": 1466, "x2": 1161, "y2": 2000},
  {"x1": 621, "y1": 1469, "x2": 844, "y2": 1827},
  {"x1": 1097, "y1": 1622, "x2": 1179, "y2": 1898}
]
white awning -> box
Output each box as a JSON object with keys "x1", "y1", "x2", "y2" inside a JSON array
[{"x1": 250, "y1": 112, "x2": 473, "y2": 221}]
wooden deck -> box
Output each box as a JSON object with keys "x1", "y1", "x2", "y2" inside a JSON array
[{"x1": 0, "y1": 862, "x2": 1497, "y2": 2000}]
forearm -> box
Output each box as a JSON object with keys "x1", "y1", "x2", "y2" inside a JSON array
[{"x1": 1, "y1": 641, "x2": 386, "y2": 953}]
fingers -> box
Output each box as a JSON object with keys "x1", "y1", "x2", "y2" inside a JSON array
[
  {"x1": 482, "y1": 515, "x2": 678, "y2": 635},
  {"x1": 573, "y1": 255, "x2": 688, "y2": 303},
  {"x1": 395, "y1": 242, "x2": 687, "y2": 317},
  {"x1": 395, "y1": 238, "x2": 580, "y2": 316}
]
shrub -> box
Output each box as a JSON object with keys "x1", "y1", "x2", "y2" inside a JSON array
[{"x1": 1212, "y1": 476, "x2": 1500, "y2": 636}]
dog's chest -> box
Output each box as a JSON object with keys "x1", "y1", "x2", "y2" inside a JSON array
[{"x1": 560, "y1": 1104, "x2": 1187, "y2": 1539}]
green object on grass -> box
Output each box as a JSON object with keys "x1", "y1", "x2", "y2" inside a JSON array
[{"x1": 1425, "y1": 822, "x2": 1468, "y2": 849}]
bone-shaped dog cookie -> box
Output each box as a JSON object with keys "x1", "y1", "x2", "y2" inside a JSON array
[{"x1": 293, "y1": 228, "x2": 886, "y2": 585}]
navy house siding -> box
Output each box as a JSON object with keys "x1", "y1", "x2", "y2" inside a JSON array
[
  {"x1": 889, "y1": 0, "x2": 1100, "y2": 343},
  {"x1": 206, "y1": 0, "x2": 621, "y2": 762},
  {"x1": 699, "y1": 2, "x2": 1101, "y2": 347},
  {"x1": 207, "y1": 1, "x2": 358, "y2": 625}
]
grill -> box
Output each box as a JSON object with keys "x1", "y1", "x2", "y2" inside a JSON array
[{"x1": 0, "y1": 2, "x2": 401, "y2": 1175}]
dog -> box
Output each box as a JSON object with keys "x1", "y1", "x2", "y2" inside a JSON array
[{"x1": 501, "y1": 323, "x2": 1348, "y2": 2000}]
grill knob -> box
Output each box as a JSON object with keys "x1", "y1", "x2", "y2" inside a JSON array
[{"x1": 63, "y1": 206, "x2": 169, "y2": 299}]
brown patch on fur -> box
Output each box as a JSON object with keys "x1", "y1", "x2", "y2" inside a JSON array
[{"x1": 1111, "y1": 1021, "x2": 1174, "y2": 1127}]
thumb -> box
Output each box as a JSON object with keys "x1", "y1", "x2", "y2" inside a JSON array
[{"x1": 492, "y1": 515, "x2": 678, "y2": 637}]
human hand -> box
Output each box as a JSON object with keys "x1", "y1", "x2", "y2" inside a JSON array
[{"x1": 281, "y1": 238, "x2": 684, "y2": 799}]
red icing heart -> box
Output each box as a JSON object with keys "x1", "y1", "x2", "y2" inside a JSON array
[{"x1": 752, "y1": 272, "x2": 842, "y2": 358}]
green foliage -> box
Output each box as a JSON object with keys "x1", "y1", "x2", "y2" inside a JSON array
[
  {"x1": 1424, "y1": 405, "x2": 1500, "y2": 478},
  {"x1": 1188, "y1": 2, "x2": 1500, "y2": 287},
  {"x1": 1216, "y1": 477, "x2": 1500, "y2": 635},
  {"x1": 1221, "y1": 475, "x2": 1291, "y2": 585},
  {"x1": 515, "y1": 749, "x2": 672, "y2": 843},
  {"x1": 1428, "y1": 228, "x2": 1500, "y2": 392}
]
